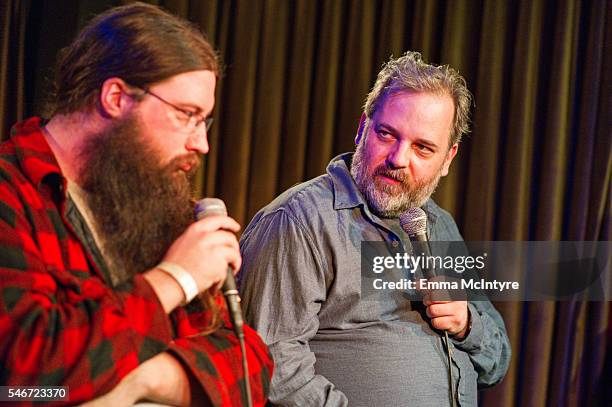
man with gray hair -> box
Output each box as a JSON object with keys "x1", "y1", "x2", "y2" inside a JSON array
[{"x1": 239, "y1": 52, "x2": 510, "y2": 406}]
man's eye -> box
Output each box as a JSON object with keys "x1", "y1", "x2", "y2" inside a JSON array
[
  {"x1": 415, "y1": 144, "x2": 434, "y2": 154},
  {"x1": 376, "y1": 130, "x2": 393, "y2": 140},
  {"x1": 178, "y1": 110, "x2": 202, "y2": 125}
]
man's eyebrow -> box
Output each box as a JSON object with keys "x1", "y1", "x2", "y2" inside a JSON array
[
  {"x1": 176, "y1": 102, "x2": 203, "y2": 113},
  {"x1": 376, "y1": 121, "x2": 441, "y2": 149},
  {"x1": 177, "y1": 101, "x2": 214, "y2": 117},
  {"x1": 375, "y1": 122, "x2": 400, "y2": 134},
  {"x1": 413, "y1": 138, "x2": 439, "y2": 149}
]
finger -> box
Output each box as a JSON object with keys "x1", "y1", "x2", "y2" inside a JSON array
[
  {"x1": 430, "y1": 316, "x2": 455, "y2": 331},
  {"x1": 423, "y1": 295, "x2": 452, "y2": 306},
  {"x1": 215, "y1": 246, "x2": 242, "y2": 273},
  {"x1": 228, "y1": 251, "x2": 242, "y2": 273},
  {"x1": 194, "y1": 216, "x2": 241, "y2": 233},
  {"x1": 427, "y1": 304, "x2": 445, "y2": 319},
  {"x1": 431, "y1": 315, "x2": 467, "y2": 334},
  {"x1": 426, "y1": 303, "x2": 457, "y2": 318},
  {"x1": 198, "y1": 230, "x2": 240, "y2": 251},
  {"x1": 231, "y1": 265, "x2": 240, "y2": 276},
  {"x1": 429, "y1": 289, "x2": 453, "y2": 302}
]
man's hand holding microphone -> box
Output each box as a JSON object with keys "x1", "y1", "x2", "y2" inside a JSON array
[{"x1": 144, "y1": 199, "x2": 241, "y2": 314}]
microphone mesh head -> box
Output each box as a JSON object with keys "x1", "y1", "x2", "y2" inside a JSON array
[
  {"x1": 195, "y1": 198, "x2": 227, "y2": 220},
  {"x1": 399, "y1": 207, "x2": 427, "y2": 235}
]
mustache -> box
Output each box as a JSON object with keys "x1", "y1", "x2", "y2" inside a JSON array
[
  {"x1": 168, "y1": 153, "x2": 201, "y2": 173},
  {"x1": 373, "y1": 165, "x2": 410, "y2": 183}
]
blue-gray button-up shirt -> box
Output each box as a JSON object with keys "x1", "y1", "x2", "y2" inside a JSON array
[{"x1": 239, "y1": 153, "x2": 511, "y2": 407}]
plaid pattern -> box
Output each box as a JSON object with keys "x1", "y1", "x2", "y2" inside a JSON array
[{"x1": 0, "y1": 118, "x2": 273, "y2": 406}]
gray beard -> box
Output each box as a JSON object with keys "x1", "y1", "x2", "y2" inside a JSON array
[{"x1": 350, "y1": 137, "x2": 443, "y2": 218}]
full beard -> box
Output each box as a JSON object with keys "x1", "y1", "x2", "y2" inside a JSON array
[
  {"x1": 78, "y1": 114, "x2": 198, "y2": 286},
  {"x1": 350, "y1": 137, "x2": 443, "y2": 219}
]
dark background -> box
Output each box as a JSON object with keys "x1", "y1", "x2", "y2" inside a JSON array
[{"x1": 1, "y1": 0, "x2": 610, "y2": 405}]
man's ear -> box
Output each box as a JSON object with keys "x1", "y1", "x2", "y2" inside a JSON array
[
  {"x1": 440, "y1": 143, "x2": 459, "y2": 176},
  {"x1": 355, "y1": 113, "x2": 367, "y2": 145},
  {"x1": 98, "y1": 77, "x2": 133, "y2": 118}
]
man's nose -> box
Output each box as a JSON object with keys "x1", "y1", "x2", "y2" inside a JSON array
[
  {"x1": 386, "y1": 142, "x2": 411, "y2": 169},
  {"x1": 187, "y1": 127, "x2": 209, "y2": 154}
]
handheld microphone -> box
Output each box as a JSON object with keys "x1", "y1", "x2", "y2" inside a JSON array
[
  {"x1": 194, "y1": 198, "x2": 244, "y2": 337},
  {"x1": 399, "y1": 207, "x2": 435, "y2": 279},
  {"x1": 400, "y1": 206, "x2": 457, "y2": 407}
]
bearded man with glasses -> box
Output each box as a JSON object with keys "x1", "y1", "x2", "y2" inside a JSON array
[{"x1": 0, "y1": 3, "x2": 272, "y2": 406}]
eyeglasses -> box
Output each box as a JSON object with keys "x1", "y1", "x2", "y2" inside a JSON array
[{"x1": 128, "y1": 84, "x2": 213, "y2": 133}]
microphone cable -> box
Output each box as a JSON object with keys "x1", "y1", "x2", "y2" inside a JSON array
[
  {"x1": 195, "y1": 198, "x2": 253, "y2": 407},
  {"x1": 443, "y1": 331, "x2": 457, "y2": 407},
  {"x1": 222, "y1": 267, "x2": 253, "y2": 407}
]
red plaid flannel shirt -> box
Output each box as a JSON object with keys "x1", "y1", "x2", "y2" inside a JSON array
[{"x1": 0, "y1": 118, "x2": 273, "y2": 405}]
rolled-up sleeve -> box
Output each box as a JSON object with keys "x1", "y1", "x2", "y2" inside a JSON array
[{"x1": 452, "y1": 302, "x2": 511, "y2": 388}]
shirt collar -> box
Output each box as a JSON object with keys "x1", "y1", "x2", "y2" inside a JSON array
[
  {"x1": 9, "y1": 117, "x2": 64, "y2": 189},
  {"x1": 327, "y1": 152, "x2": 439, "y2": 226},
  {"x1": 327, "y1": 153, "x2": 365, "y2": 210}
]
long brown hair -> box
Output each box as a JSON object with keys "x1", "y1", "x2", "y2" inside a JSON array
[
  {"x1": 48, "y1": 2, "x2": 219, "y2": 116},
  {"x1": 49, "y1": 2, "x2": 223, "y2": 333}
]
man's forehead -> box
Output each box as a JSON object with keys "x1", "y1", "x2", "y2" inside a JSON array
[
  {"x1": 152, "y1": 70, "x2": 216, "y2": 111},
  {"x1": 152, "y1": 69, "x2": 216, "y2": 88},
  {"x1": 375, "y1": 90, "x2": 453, "y2": 112}
]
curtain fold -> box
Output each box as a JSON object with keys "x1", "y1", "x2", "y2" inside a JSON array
[
  {"x1": 1, "y1": 1, "x2": 609, "y2": 405},
  {"x1": 277, "y1": 0, "x2": 317, "y2": 192},
  {"x1": 306, "y1": 0, "x2": 343, "y2": 180},
  {"x1": 0, "y1": 0, "x2": 27, "y2": 137},
  {"x1": 463, "y1": 0, "x2": 508, "y2": 240}
]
